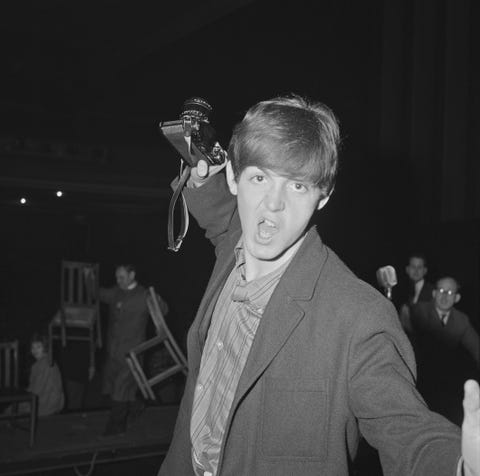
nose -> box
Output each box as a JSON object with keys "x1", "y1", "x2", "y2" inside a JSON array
[{"x1": 264, "y1": 184, "x2": 285, "y2": 212}]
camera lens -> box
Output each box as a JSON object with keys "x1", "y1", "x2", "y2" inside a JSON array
[{"x1": 181, "y1": 97, "x2": 212, "y2": 123}]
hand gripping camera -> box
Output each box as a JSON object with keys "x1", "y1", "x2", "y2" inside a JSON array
[
  {"x1": 159, "y1": 97, "x2": 227, "y2": 252},
  {"x1": 160, "y1": 97, "x2": 227, "y2": 167}
]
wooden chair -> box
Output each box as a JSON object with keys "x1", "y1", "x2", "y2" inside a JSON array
[
  {"x1": 0, "y1": 340, "x2": 37, "y2": 446},
  {"x1": 126, "y1": 286, "x2": 188, "y2": 400},
  {"x1": 48, "y1": 260, "x2": 102, "y2": 372}
]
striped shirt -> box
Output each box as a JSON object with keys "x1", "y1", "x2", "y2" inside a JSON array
[{"x1": 190, "y1": 240, "x2": 291, "y2": 476}]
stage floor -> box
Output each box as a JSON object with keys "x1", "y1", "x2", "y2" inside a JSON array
[{"x1": 0, "y1": 405, "x2": 179, "y2": 475}]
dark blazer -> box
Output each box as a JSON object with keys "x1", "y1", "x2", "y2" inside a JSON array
[
  {"x1": 410, "y1": 301, "x2": 479, "y2": 424},
  {"x1": 411, "y1": 302, "x2": 479, "y2": 367},
  {"x1": 159, "y1": 175, "x2": 461, "y2": 476},
  {"x1": 413, "y1": 280, "x2": 435, "y2": 304}
]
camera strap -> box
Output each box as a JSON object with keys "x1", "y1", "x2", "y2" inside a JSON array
[{"x1": 167, "y1": 161, "x2": 191, "y2": 252}]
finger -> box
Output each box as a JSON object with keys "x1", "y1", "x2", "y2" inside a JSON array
[
  {"x1": 463, "y1": 379, "x2": 480, "y2": 415},
  {"x1": 197, "y1": 159, "x2": 209, "y2": 178}
]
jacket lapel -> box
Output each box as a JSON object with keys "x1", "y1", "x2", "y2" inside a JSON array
[
  {"x1": 230, "y1": 228, "x2": 327, "y2": 412},
  {"x1": 191, "y1": 228, "x2": 241, "y2": 365}
]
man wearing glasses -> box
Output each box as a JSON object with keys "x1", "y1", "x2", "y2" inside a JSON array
[{"x1": 412, "y1": 276, "x2": 479, "y2": 424}]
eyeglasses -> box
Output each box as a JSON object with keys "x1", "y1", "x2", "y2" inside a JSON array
[{"x1": 436, "y1": 288, "x2": 456, "y2": 296}]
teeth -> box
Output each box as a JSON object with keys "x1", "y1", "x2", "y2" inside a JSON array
[
  {"x1": 258, "y1": 219, "x2": 277, "y2": 239},
  {"x1": 260, "y1": 218, "x2": 276, "y2": 227}
]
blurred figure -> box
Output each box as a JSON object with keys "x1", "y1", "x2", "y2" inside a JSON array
[
  {"x1": 4, "y1": 334, "x2": 64, "y2": 417},
  {"x1": 398, "y1": 253, "x2": 434, "y2": 334},
  {"x1": 99, "y1": 264, "x2": 168, "y2": 436},
  {"x1": 28, "y1": 334, "x2": 65, "y2": 416},
  {"x1": 411, "y1": 276, "x2": 480, "y2": 424}
]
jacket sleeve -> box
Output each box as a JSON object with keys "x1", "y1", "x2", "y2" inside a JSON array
[
  {"x1": 460, "y1": 319, "x2": 480, "y2": 366},
  {"x1": 180, "y1": 173, "x2": 237, "y2": 249},
  {"x1": 348, "y1": 297, "x2": 462, "y2": 476}
]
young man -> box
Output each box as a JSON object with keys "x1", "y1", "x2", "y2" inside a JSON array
[
  {"x1": 159, "y1": 96, "x2": 480, "y2": 475},
  {"x1": 398, "y1": 253, "x2": 434, "y2": 333},
  {"x1": 411, "y1": 276, "x2": 480, "y2": 424},
  {"x1": 405, "y1": 253, "x2": 434, "y2": 304}
]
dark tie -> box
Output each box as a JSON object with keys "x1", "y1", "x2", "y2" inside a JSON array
[{"x1": 440, "y1": 313, "x2": 448, "y2": 326}]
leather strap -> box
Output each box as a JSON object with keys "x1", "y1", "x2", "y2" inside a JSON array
[{"x1": 167, "y1": 162, "x2": 191, "y2": 252}]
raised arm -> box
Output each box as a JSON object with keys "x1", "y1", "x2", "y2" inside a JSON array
[{"x1": 179, "y1": 159, "x2": 238, "y2": 248}]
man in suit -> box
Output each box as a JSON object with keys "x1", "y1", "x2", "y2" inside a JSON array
[
  {"x1": 411, "y1": 276, "x2": 479, "y2": 424},
  {"x1": 159, "y1": 96, "x2": 480, "y2": 476},
  {"x1": 398, "y1": 253, "x2": 435, "y2": 334}
]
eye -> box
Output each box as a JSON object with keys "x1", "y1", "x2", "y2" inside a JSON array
[
  {"x1": 251, "y1": 174, "x2": 266, "y2": 184},
  {"x1": 290, "y1": 182, "x2": 308, "y2": 193}
]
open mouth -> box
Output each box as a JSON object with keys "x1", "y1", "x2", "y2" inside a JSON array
[{"x1": 258, "y1": 218, "x2": 277, "y2": 240}]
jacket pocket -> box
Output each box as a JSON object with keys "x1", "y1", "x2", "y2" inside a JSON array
[{"x1": 261, "y1": 377, "x2": 329, "y2": 460}]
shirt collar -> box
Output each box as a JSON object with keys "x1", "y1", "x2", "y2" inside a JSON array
[
  {"x1": 435, "y1": 307, "x2": 450, "y2": 319},
  {"x1": 232, "y1": 237, "x2": 293, "y2": 312}
]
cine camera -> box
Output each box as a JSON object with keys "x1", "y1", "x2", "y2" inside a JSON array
[{"x1": 159, "y1": 97, "x2": 227, "y2": 167}]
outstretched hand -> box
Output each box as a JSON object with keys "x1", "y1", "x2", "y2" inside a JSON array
[
  {"x1": 462, "y1": 379, "x2": 480, "y2": 476},
  {"x1": 189, "y1": 158, "x2": 227, "y2": 188}
]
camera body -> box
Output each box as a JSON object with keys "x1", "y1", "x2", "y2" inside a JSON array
[{"x1": 159, "y1": 97, "x2": 226, "y2": 167}]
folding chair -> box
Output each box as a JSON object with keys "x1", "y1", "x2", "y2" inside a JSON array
[
  {"x1": 126, "y1": 287, "x2": 187, "y2": 400},
  {"x1": 48, "y1": 261, "x2": 101, "y2": 372},
  {"x1": 0, "y1": 340, "x2": 37, "y2": 446}
]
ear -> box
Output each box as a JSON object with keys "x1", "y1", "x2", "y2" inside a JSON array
[
  {"x1": 226, "y1": 161, "x2": 238, "y2": 196},
  {"x1": 316, "y1": 193, "x2": 330, "y2": 211},
  {"x1": 432, "y1": 289, "x2": 436, "y2": 299},
  {"x1": 454, "y1": 293, "x2": 461, "y2": 304}
]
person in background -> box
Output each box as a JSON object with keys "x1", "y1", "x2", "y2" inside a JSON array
[
  {"x1": 5, "y1": 334, "x2": 65, "y2": 417},
  {"x1": 99, "y1": 263, "x2": 168, "y2": 436},
  {"x1": 411, "y1": 276, "x2": 480, "y2": 424},
  {"x1": 398, "y1": 252, "x2": 434, "y2": 334},
  {"x1": 158, "y1": 95, "x2": 480, "y2": 476},
  {"x1": 28, "y1": 333, "x2": 64, "y2": 416}
]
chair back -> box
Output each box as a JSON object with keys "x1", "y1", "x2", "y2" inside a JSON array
[
  {"x1": 146, "y1": 286, "x2": 188, "y2": 368},
  {"x1": 61, "y1": 260, "x2": 99, "y2": 308},
  {"x1": 0, "y1": 340, "x2": 19, "y2": 389}
]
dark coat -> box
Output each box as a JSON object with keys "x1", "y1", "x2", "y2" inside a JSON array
[
  {"x1": 100, "y1": 284, "x2": 168, "y2": 401},
  {"x1": 411, "y1": 301, "x2": 479, "y2": 424},
  {"x1": 159, "y1": 175, "x2": 461, "y2": 476}
]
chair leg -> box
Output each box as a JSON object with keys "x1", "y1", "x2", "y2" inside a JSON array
[
  {"x1": 96, "y1": 312, "x2": 102, "y2": 348},
  {"x1": 89, "y1": 335, "x2": 95, "y2": 376},
  {"x1": 30, "y1": 394, "x2": 37, "y2": 447},
  {"x1": 48, "y1": 323, "x2": 54, "y2": 366},
  {"x1": 126, "y1": 356, "x2": 149, "y2": 400},
  {"x1": 61, "y1": 322, "x2": 66, "y2": 347}
]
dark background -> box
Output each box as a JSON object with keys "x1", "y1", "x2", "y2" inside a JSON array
[{"x1": 0, "y1": 0, "x2": 479, "y2": 368}]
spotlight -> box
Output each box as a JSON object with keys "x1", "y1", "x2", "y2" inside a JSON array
[
  {"x1": 56, "y1": 190, "x2": 63, "y2": 197},
  {"x1": 20, "y1": 197, "x2": 27, "y2": 205}
]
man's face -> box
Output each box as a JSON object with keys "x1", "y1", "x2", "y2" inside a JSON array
[
  {"x1": 31, "y1": 342, "x2": 45, "y2": 361},
  {"x1": 116, "y1": 267, "x2": 135, "y2": 290},
  {"x1": 433, "y1": 278, "x2": 459, "y2": 312},
  {"x1": 405, "y1": 257, "x2": 427, "y2": 283},
  {"x1": 227, "y1": 162, "x2": 328, "y2": 271}
]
